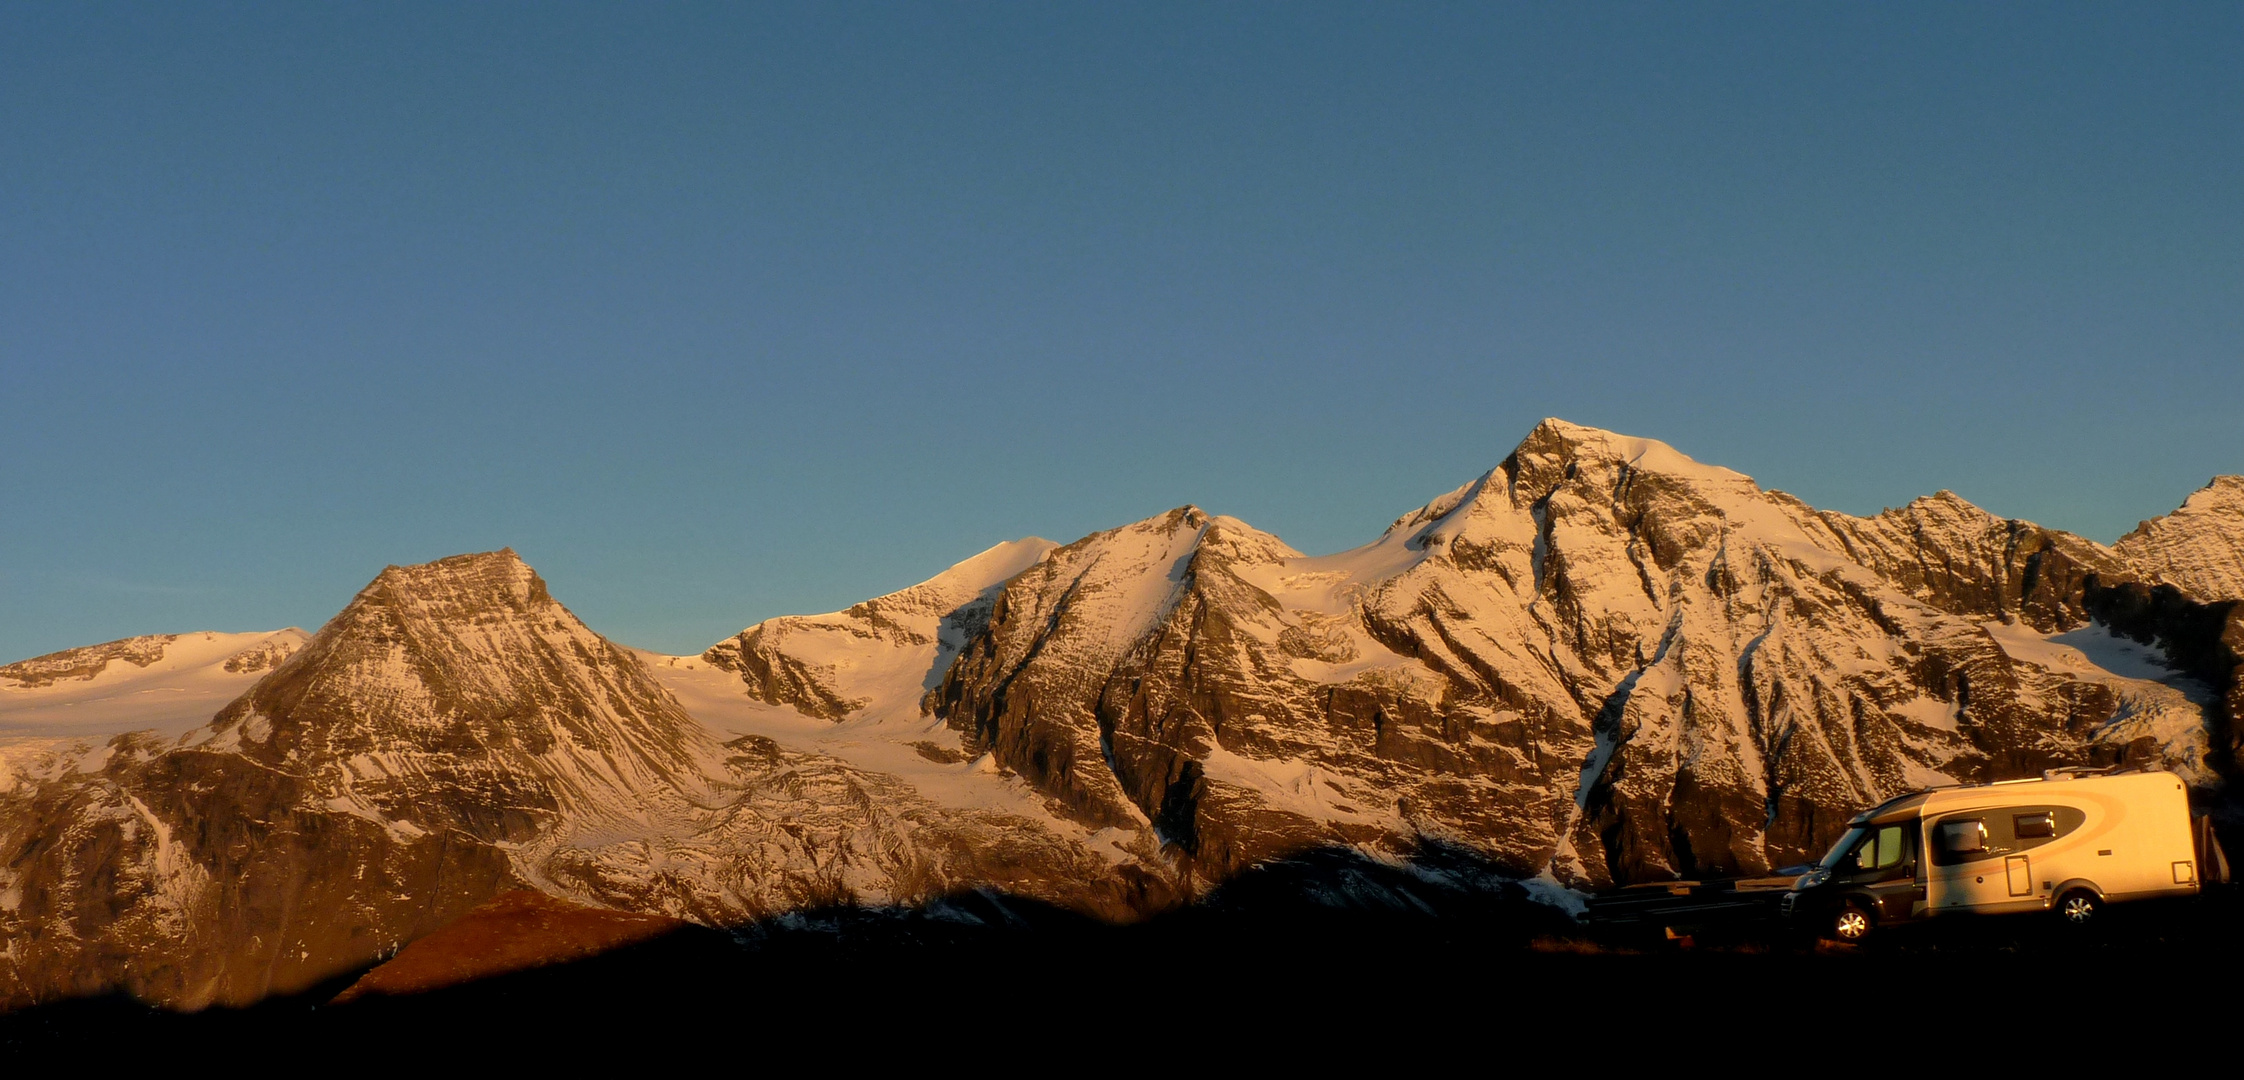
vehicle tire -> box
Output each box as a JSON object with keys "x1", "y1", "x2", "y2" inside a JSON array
[
  {"x1": 2056, "y1": 889, "x2": 2102, "y2": 928},
  {"x1": 1831, "y1": 903, "x2": 1873, "y2": 943}
]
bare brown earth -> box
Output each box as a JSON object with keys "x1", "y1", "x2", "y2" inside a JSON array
[{"x1": 329, "y1": 891, "x2": 692, "y2": 1003}]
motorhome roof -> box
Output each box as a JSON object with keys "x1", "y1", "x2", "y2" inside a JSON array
[{"x1": 1845, "y1": 769, "x2": 2177, "y2": 825}]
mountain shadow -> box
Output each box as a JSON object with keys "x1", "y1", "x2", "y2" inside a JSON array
[{"x1": 8, "y1": 844, "x2": 2244, "y2": 1059}]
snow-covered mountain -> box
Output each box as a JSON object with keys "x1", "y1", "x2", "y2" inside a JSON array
[
  {"x1": 700, "y1": 538, "x2": 1057, "y2": 720},
  {"x1": 1, "y1": 629, "x2": 306, "y2": 741},
  {"x1": 2116, "y1": 476, "x2": 2244, "y2": 605},
  {"x1": 0, "y1": 549, "x2": 1157, "y2": 1009},
  {"x1": 933, "y1": 421, "x2": 2237, "y2": 885},
  {"x1": 2, "y1": 420, "x2": 2236, "y2": 1008}
]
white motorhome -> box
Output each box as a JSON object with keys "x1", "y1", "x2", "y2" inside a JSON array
[{"x1": 1783, "y1": 769, "x2": 2225, "y2": 941}]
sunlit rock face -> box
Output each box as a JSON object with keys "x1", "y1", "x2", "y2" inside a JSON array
[
  {"x1": 0, "y1": 551, "x2": 718, "y2": 1008},
  {"x1": 934, "y1": 420, "x2": 2227, "y2": 887},
  {"x1": 2100, "y1": 478, "x2": 2244, "y2": 772},
  {"x1": 2115, "y1": 476, "x2": 2244, "y2": 605}
]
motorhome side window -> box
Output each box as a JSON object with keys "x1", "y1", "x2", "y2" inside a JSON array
[
  {"x1": 2014, "y1": 812, "x2": 2055, "y2": 839},
  {"x1": 1935, "y1": 818, "x2": 1987, "y2": 864}
]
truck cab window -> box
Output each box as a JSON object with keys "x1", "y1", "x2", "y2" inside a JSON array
[{"x1": 1856, "y1": 824, "x2": 1906, "y2": 872}]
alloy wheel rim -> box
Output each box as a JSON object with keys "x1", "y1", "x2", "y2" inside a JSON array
[
  {"x1": 2063, "y1": 897, "x2": 2095, "y2": 923},
  {"x1": 1836, "y1": 911, "x2": 1868, "y2": 939}
]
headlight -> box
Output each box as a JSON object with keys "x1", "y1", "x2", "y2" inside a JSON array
[{"x1": 1794, "y1": 869, "x2": 1830, "y2": 890}]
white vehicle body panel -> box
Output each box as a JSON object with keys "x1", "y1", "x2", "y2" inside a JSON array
[{"x1": 1905, "y1": 772, "x2": 2200, "y2": 915}]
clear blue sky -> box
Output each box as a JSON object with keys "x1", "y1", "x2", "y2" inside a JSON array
[{"x1": 3, "y1": 2, "x2": 2239, "y2": 661}]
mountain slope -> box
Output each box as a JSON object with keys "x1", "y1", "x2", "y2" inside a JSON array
[
  {"x1": 0, "y1": 629, "x2": 307, "y2": 745},
  {"x1": 2116, "y1": 476, "x2": 2244, "y2": 603},
  {"x1": 701, "y1": 538, "x2": 1056, "y2": 720},
  {"x1": 0, "y1": 550, "x2": 704, "y2": 1008},
  {"x1": 0, "y1": 549, "x2": 1164, "y2": 1008},
  {"x1": 202, "y1": 549, "x2": 720, "y2": 839}
]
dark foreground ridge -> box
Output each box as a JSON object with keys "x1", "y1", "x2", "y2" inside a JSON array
[{"x1": 5, "y1": 847, "x2": 2239, "y2": 1058}]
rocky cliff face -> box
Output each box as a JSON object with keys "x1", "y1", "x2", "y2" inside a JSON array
[
  {"x1": 2100, "y1": 478, "x2": 2244, "y2": 776},
  {"x1": 934, "y1": 421, "x2": 2229, "y2": 886},
  {"x1": 2116, "y1": 476, "x2": 2244, "y2": 605}
]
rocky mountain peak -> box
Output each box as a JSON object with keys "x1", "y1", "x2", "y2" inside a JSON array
[
  {"x1": 0, "y1": 550, "x2": 734, "y2": 1009},
  {"x1": 204, "y1": 548, "x2": 714, "y2": 836},
  {"x1": 1509, "y1": 418, "x2": 1754, "y2": 495},
  {"x1": 5, "y1": 425, "x2": 2238, "y2": 1015},
  {"x1": 2116, "y1": 475, "x2": 2244, "y2": 602},
  {"x1": 361, "y1": 547, "x2": 549, "y2": 618},
  {"x1": 925, "y1": 418, "x2": 2232, "y2": 888}
]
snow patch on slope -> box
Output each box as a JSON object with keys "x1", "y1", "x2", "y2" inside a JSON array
[
  {"x1": 1985, "y1": 620, "x2": 2217, "y2": 783},
  {"x1": 645, "y1": 652, "x2": 1143, "y2": 864},
  {"x1": 0, "y1": 630, "x2": 309, "y2": 744}
]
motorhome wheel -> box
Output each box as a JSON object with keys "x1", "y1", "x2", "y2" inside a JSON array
[
  {"x1": 2057, "y1": 890, "x2": 2101, "y2": 927},
  {"x1": 1832, "y1": 903, "x2": 1872, "y2": 942}
]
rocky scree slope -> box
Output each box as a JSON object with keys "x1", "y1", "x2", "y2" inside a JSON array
[{"x1": 930, "y1": 421, "x2": 2240, "y2": 887}]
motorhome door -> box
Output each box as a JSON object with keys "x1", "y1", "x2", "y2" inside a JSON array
[{"x1": 1929, "y1": 815, "x2": 2013, "y2": 910}]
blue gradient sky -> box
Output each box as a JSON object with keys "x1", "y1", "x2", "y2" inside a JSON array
[{"x1": 3, "y1": 2, "x2": 2239, "y2": 661}]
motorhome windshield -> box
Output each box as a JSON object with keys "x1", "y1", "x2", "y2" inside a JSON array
[{"x1": 1819, "y1": 827, "x2": 1868, "y2": 870}]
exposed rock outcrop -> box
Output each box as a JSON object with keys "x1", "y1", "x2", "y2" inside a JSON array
[
  {"x1": 0, "y1": 635, "x2": 180, "y2": 689},
  {"x1": 2116, "y1": 476, "x2": 2244, "y2": 604}
]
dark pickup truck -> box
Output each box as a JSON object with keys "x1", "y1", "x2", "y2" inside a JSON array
[{"x1": 1580, "y1": 872, "x2": 1805, "y2": 941}]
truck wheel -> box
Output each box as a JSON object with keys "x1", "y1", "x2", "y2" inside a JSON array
[
  {"x1": 1832, "y1": 903, "x2": 1873, "y2": 943},
  {"x1": 2056, "y1": 890, "x2": 2102, "y2": 928}
]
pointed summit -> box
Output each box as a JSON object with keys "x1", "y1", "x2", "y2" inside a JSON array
[
  {"x1": 1509, "y1": 417, "x2": 1754, "y2": 491},
  {"x1": 2116, "y1": 476, "x2": 2244, "y2": 602},
  {"x1": 208, "y1": 548, "x2": 714, "y2": 837},
  {"x1": 0, "y1": 549, "x2": 730, "y2": 1010}
]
